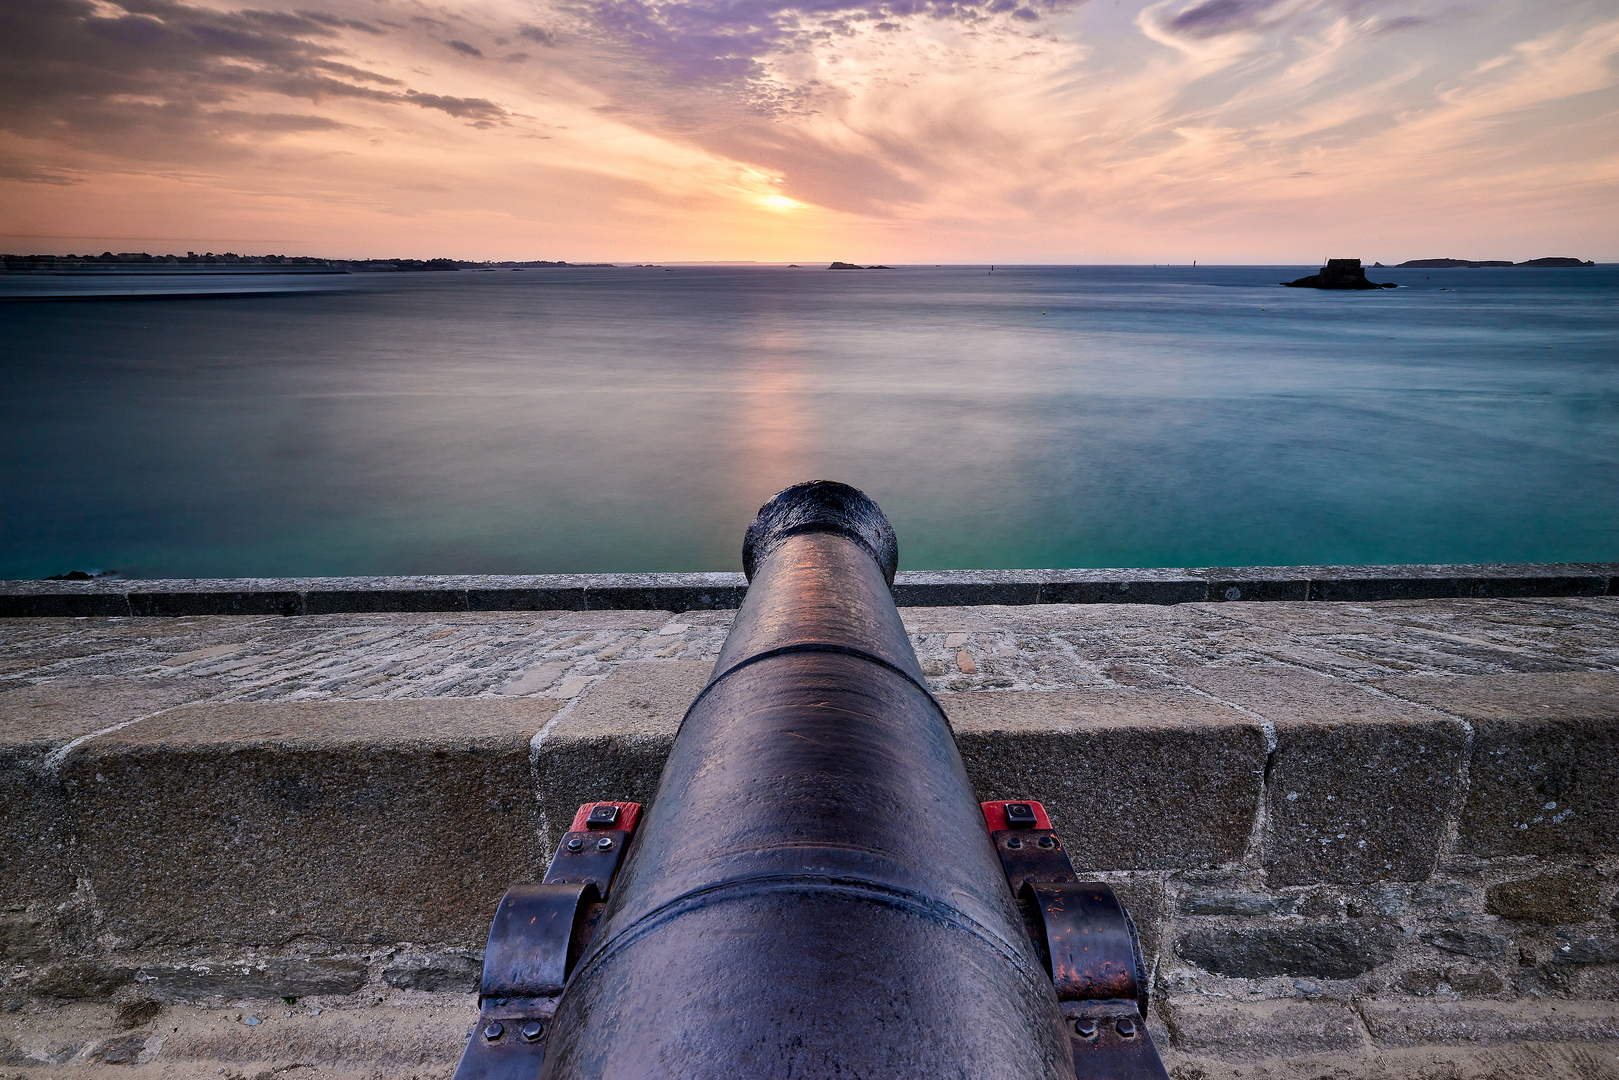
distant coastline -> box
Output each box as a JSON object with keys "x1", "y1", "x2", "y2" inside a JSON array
[
  {"x1": 1390, "y1": 257, "x2": 1594, "y2": 268},
  {"x1": 0, "y1": 252, "x2": 613, "y2": 274}
]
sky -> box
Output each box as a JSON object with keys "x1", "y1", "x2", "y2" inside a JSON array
[{"x1": 1, "y1": 0, "x2": 1615, "y2": 261}]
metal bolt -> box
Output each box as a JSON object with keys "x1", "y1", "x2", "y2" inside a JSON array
[
  {"x1": 483, "y1": 1022, "x2": 504, "y2": 1041},
  {"x1": 565, "y1": 837, "x2": 584, "y2": 852},
  {"x1": 597, "y1": 836, "x2": 614, "y2": 850},
  {"x1": 1037, "y1": 835, "x2": 1055, "y2": 848},
  {"x1": 1116, "y1": 1018, "x2": 1136, "y2": 1038},
  {"x1": 1074, "y1": 1019, "x2": 1097, "y2": 1039},
  {"x1": 1006, "y1": 836, "x2": 1022, "y2": 849},
  {"x1": 521, "y1": 1021, "x2": 544, "y2": 1042}
]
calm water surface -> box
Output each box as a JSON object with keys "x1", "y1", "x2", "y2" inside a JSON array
[{"x1": 3, "y1": 265, "x2": 1615, "y2": 579}]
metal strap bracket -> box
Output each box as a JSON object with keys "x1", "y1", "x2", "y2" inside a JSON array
[
  {"x1": 452, "y1": 802, "x2": 643, "y2": 1080},
  {"x1": 980, "y1": 801, "x2": 1166, "y2": 1080}
]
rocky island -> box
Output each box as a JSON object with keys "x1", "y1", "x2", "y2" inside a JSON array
[
  {"x1": 829, "y1": 261, "x2": 893, "y2": 269},
  {"x1": 1396, "y1": 257, "x2": 1594, "y2": 268},
  {"x1": 1282, "y1": 258, "x2": 1396, "y2": 290}
]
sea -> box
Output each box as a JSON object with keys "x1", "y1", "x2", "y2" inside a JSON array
[{"x1": 2, "y1": 263, "x2": 1615, "y2": 581}]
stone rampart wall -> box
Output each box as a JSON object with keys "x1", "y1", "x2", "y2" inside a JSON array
[{"x1": 2, "y1": 592, "x2": 1617, "y2": 1074}]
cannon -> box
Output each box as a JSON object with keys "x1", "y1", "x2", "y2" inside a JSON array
[{"x1": 453, "y1": 481, "x2": 1170, "y2": 1079}]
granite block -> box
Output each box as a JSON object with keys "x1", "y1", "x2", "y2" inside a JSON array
[
  {"x1": 1161, "y1": 996, "x2": 1366, "y2": 1058},
  {"x1": 381, "y1": 951, "x2": 481, "y2": 992},
  {"x1": 61, "y1": 699, "x2": 559, "y2": 948},
  {"x1": 891, "y1": 574, "x2": 1042, "y2": 607},
  {"x1": 1038, "y1": 579, "x2": 1208, "y2": 605},
  {"x1": 303, "y1": 589, "x2": 469, "y2": 614},
  {"x1": 945, "y1": 688, "x2": 1266, "y2": 870},
  {"x1": 466, "y1": 586, "x2": 588, "y2": 611},
  {"x1": 1373, "y1": 673, "x2": 1619, "y2": 856},
  {"x1": 0, "y1": 678, "x2": 217, "y2": 907},
  {"x1": 1485, "y1": 870, "x2": 1604, "y2": 925},
  {"x1": 0, "y1": 591, "x2": 131, "y2": 618},
  {"x1": 127, "y1": 591, "x2": 305, "y2": 617},
  {"x1": 1359, "y1": 998, "x2": 1619, "y2": 1045},
  {"x1": 134, "y1": 958, "x2": 368, "y2": 1002},
  {"x1": 1310, "y1": 576, "x2": 1471, "y2": 602},
  {"x1": 1177, "y1": 922, "x2": 1401, "y2": 978},
  {"x1": 1173, "y1": 668, "x2": 1466, "y2": 884},
  {"x1": 1200, "y1": 577, "x2": 1312, "y2": 603}
]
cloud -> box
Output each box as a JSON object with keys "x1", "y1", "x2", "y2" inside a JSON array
[
  {"x1": 584, "y1": 0, "x2": 1090, "y2": 84},
  {"x1": 1, "y1": 0, "x2": 1614, "y2": 263},
  {"x1": 405, "y1": 89, "x2": 504, "y2": 120},
  {"x1": 1142, "y1": 0, "x2": 1437, "y2": 45},
  {"x1": 1161, "y1": 0, "x2": 1288, "y2": 38},
  {"x1": 0, "y1": 161, "x2": 82, "y2": 185},
  {"x1": 0, "y1": 0, "x2": 506, "y2": 158}
]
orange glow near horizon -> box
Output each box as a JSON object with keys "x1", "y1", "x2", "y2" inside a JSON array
[{"x1": 1, "y1": 0, "x2": 1615, "y2": 262}]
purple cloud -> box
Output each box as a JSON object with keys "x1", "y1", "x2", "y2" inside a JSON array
[
  {"x1": 0, "y1": 0, "x2": 507, "y2": 154},
  {"x1": 588, "y1": 0, "x2": 1088, "y2": 83}
]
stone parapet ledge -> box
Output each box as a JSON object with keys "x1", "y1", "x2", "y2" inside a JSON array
[
  {"x1": 2, "y1": 596, "x2": 1617, "y2": 1076},
  {"x1": 1, "y1": 561, "x2": 1614, "y2": 617}
]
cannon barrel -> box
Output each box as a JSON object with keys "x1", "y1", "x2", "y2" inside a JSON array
[{"x1": 456, "y1": 481, "x2": 1167, "y2": 1080}]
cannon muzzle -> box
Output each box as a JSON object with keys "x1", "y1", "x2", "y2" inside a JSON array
[{"x1": 455, "y1": 481, "x2": 1168, "y2": 1079}]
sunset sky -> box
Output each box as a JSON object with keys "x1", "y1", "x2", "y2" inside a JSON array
[{"x1": 2, "y1": 0, "x2": 1615, "y2": 262}]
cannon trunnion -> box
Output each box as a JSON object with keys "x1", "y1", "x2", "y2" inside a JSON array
[{"x1": 453, "y1": 482, "x2": 1170, "y2": 1080}]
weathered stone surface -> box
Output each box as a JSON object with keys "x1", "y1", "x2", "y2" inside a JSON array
[
  {"x1": 63, "y1": 699, "x2": 560, "y2": 948},
  {"x1": 1177, "y1": 923, "x2": 1401, "y2": 978},
  {"x1": 31, "y1": 997, "x2": 479, "y2": 1072},
  {"x1": 532, "y1": 661, "x2": 711, "y2": 848},
  {"x1": 85, "y1": 1031, "x2": 156, "y2": 1064},
  {"x1": 1105, "y1": 874, "x2": 1167, "y2": 964},
  {"x1": 1161, "y1": 996, "x2": 1366, "y2": 1058},
  {"x1": 0, "y1": 911, "x2": 52, "y2": 962},
  {"x1": 1374, "y1": 673, "x2": 1619, "y2": 857},
  {"x1": 117, "y1": 999, "x2": 163, "y2": 1029},
  {"x1": 1486, "y1": 869, "x2": 1603, "y2": 924},
  {"x1": 1420, "y1": 929, "x2": 1507, "y2": 959},
  {"x1": 946, "y1": 688, "x2": 1265, "y2": 870},
  {"x1": 134, "y1": 958, "x2": 368, "y2": 1001},
  {"x1": 1553, "y1": 934, "x2": 1619, "y2": 965},
  {"x1": 1178, "y1": 892, "x2": 1299, "y2": 917},
  {"x1": 381, "y1": 951, "x2": 480, "y2": 992},
  {"x1": 1360, "y1": 998, "x2": 1619, "y2": 1044},
  {"x1": 0, "y1": 678, "x2": 219, "y2": 907},
  {"x1": 1398, "y1": 967, "x2": 1505, "y2": 995},
  {"x1": 25, "y1": 960, "x2": 136, "y2": 999},
  {"x1": 1173, "y1": 668, "x2": 1466, "y2": 885}
]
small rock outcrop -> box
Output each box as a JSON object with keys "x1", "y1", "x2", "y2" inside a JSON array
[{"x1": 1283, "y1": 258, "x2": 1396, "y2": 290}]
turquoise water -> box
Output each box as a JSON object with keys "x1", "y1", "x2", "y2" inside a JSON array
[{"x1": 2, "y1": 264, "x2": 1615, "y2": 579}]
